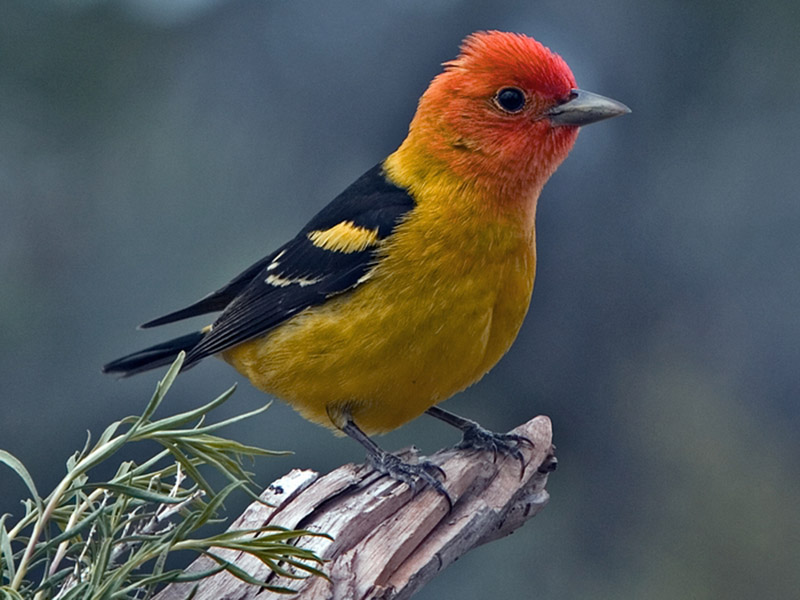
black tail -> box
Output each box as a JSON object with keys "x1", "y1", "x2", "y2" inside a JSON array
[{"x1": 102, "y1": 330, "x2": 206, "y2": 377}]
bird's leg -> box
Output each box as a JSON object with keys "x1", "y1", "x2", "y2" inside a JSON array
[
  {"x1": 340, "y1": 418, "x2": 452, "y2": 509},
  {"x1": 425, "y1": 406, "x2": 533, "y2": 475}
]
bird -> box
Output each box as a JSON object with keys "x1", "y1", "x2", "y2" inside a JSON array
[{"x1": 103, "y1": 30, "x2": 629, "y2": 499}]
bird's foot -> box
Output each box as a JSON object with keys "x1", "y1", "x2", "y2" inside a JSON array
[
  {"x1": 456, "y1": 423, "x2": 533, "y2": 476},
  {"x1": 367, "y1": 450, "x2": 452, "y2": 510}
]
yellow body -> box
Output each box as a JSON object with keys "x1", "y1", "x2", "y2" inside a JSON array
[
  {"x1": 223, "y1": 149, "x2": 537, "y2": 435},
  {"x1": 218, "y1": 31, "x2": 591, "y2": 436}
]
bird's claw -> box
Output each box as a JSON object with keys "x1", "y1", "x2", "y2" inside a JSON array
[
  {"x1": 367, "y1": 451, "x2": 452, "y2": 510},
  {"x1": 456, "y1": 425, "x2": 533, "y2": 477},
  {"x1": 538, "y1": 445, "x2": 558, "y2": 473}
]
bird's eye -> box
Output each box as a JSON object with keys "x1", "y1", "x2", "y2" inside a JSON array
[{"x1": 495, "y1": 87, "x2": 526, "y2": 113}]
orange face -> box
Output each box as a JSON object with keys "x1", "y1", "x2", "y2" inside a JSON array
[{"x1": 410, "y1": 31, "x2": 581, "y2": 194}]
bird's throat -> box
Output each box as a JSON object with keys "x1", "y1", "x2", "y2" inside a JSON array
[{"x1": 383, "y1": 142, "x2": 543, "y2": 234}]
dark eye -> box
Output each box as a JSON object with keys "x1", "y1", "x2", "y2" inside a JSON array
[{"x1": 495, "y1": 87, "x2": 526, "y2": 113}]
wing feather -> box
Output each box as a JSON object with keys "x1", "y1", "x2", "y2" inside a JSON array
[{"x1": 181, "y1": 163, "x2": 415, "y2": 366}]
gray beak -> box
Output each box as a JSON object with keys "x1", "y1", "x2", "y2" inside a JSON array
[{"x1": 547, "y1": 89, "x2": 631, "y2": 127}]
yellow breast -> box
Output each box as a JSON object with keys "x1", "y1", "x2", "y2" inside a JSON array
[{"x1": 222, "y1": 195, "x2": 536, "y2": 435}]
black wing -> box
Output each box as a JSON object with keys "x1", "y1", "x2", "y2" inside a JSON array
[{"x1": 176, "y1": 162, "x2": 415, "y2": 367}]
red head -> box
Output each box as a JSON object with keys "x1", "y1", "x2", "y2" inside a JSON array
[
  {"x1": 389, "y1": 31, "x2": 627, "y2": 211},
  {"x1": 413, "y1": 31, "x2": 579, "y2": 193}
]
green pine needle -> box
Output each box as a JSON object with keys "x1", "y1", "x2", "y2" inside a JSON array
[{"x1": 0, "y1": 353, "x2": 325, "y2": 599}]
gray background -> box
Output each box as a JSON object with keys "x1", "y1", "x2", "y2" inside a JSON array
[{"x1": 2, "y1": 1, "x2": 798, "y2": 598}]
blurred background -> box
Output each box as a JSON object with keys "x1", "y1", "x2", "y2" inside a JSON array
[{"x1": 2, "y1": 1, "x2": 798, "y2": 598}]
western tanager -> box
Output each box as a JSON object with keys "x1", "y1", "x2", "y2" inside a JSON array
[{"x1": 104, "y1": 31, "x2": 629, "y2": 499}]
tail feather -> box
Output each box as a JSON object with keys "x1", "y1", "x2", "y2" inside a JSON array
[{"x1": 102, "y1": 330, "x2": 206, "y2": 377}]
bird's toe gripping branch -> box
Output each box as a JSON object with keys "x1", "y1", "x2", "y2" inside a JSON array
[
  {"x1": 340, "y1": 418, "x2": 453, "y2": 509},
  {"x1": 366, "y1": 450, "x2": 451, "y2": 507},
  {"x1": 538, "y1": 444, "x2": 558, "y2": 474},
  {"x1": 456, "y1": 426, "x2": 533, "y2": 473},
  {"x1": 426, "y1": 406, "x2": 533, "y2": 476}
]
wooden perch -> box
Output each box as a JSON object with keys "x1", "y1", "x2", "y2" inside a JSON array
[{"x1": 155, "y1": 415, "x2": 555, "y2": 600}]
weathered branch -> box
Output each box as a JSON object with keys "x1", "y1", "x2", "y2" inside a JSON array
[{"x1": 155, "y1": 415, "x2": 555, "y2": 600}]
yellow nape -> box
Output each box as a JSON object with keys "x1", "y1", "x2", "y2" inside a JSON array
[{"x1": 307, "y1": 221, "x2": 380, "y2": 254}]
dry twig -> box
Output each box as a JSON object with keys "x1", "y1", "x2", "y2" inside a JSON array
[{"x1": 155, "y1": 415, "x2": 555, "y2": 600}]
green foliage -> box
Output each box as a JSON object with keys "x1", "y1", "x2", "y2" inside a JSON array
[{"x1": 0, "y1": 353, "x2": 325, "y2": 599}]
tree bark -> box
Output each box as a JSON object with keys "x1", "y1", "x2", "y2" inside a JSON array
[{"x1": 155, "y1": 415, "x2": 555, "y2": 600}]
